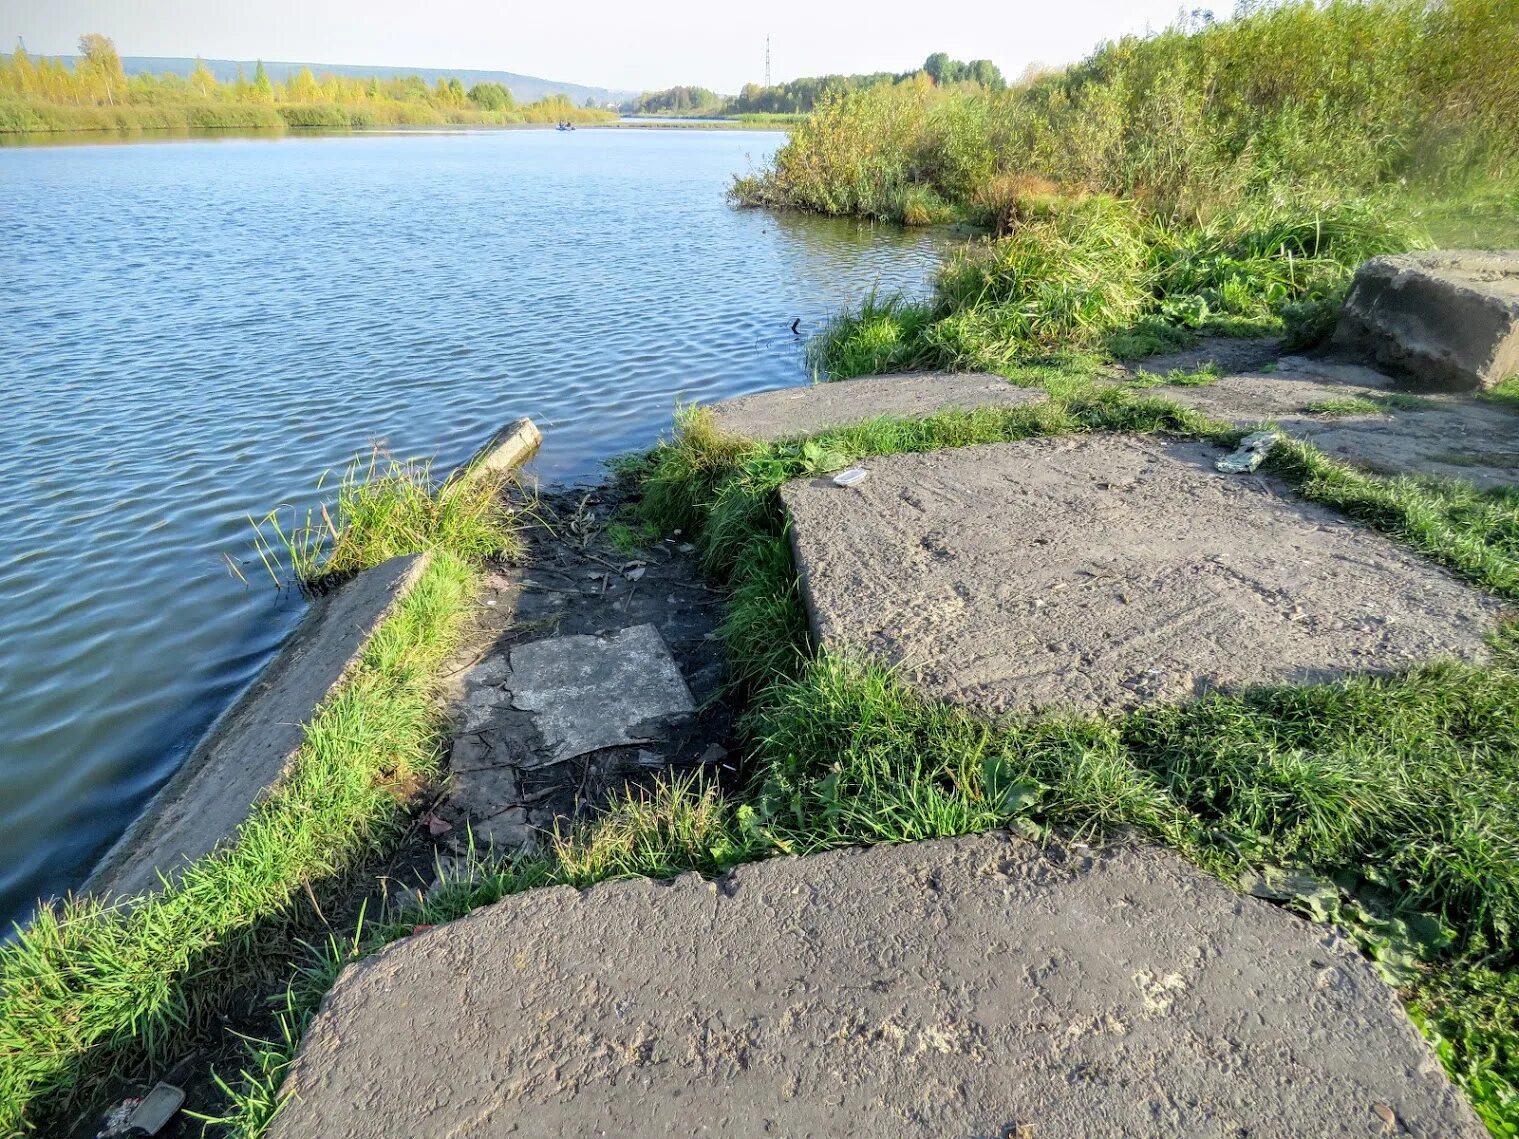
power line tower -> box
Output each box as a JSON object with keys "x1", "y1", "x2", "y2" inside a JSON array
[{"x1": 765, "y1": 36, "x2": 771, "y2": 87}]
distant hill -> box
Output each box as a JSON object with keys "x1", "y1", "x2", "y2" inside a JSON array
[{"x1": 103, "y1": 55, "x2": 636, "y2": 107}]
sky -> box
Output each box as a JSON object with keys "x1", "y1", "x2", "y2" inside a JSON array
[{"x1": 0, "y1": 0, "x2": 1191, "y2": 94}]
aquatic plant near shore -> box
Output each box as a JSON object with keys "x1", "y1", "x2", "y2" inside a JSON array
[{"x1": 250, "y1": 448, "x2": 522, "y2": 589}]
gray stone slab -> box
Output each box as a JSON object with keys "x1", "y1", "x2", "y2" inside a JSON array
[
  {"x1": 781, "y1": 436, "x2": 1502, "y2": 714},
  {"x1": 1153, "y1": 356, "x2": 1519, "y2": 488},
  {"x1": 86, "y1": 554, "x2": 430, "y2": 900},
  {"x1": 707, "y1": 372, "x2": 1045, "y2": 442},
  {"x1": 507, "y1": 624, "x2": 694, "y2": 762},
  {"x1": 1332, "y1": 250, "x2": 1519, "y2": 390},
  {"x1": 268, "y1": 833, "x2": 1483, "y2": 1139}
]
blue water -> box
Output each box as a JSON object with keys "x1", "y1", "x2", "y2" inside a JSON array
[{"x1": 0, "y1": 127, "x2": 939, "y2": 926}]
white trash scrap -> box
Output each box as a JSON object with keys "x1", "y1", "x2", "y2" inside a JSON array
[
  {"x1": 833, "y1": 467, "x2": 869, "y2": 488},
  {"x1": 1216, "y1": 431, "x2": 1282, "y2": 474}
]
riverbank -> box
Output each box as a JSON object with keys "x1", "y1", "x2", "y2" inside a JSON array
[
  {"x1": 3, "y1": 320, "x2": 1517, "y2": 1132},
  {"x1": 217, "y1": 334, "x2": 1517, "y2": 1137},
  {"x1": 0, "y1": 99, "x2": 615, "y2": 133}
]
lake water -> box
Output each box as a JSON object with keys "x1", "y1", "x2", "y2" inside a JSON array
[{"x1": 0, "y1": 128, "x2": 939, "y2": 928}]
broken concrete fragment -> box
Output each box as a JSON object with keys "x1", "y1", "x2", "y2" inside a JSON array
[
  {"x1": 1332, "y1": 251, "x2": 1519, "y2": 390},
  {"x1": 781, "y1": 436, "x2": 1502, "y2": 713},
  {"x1": 707, "y1": 371, "x2": 1045, "y2": 442},
  {"x1": 267, "y1": 834, "x2": 1484, "y2": 1139},
  {"x1": 507, "y1": 624, "x2": 694, "y2": 761}
]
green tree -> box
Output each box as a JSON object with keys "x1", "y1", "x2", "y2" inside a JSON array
[
  {"x1": 77, "y1": 33, "x2": 123, "y2": 105},
  {"x1": 189, "y1": 56, "x2": 216, "y2": 97},
  {"x1": 252, "y1": 59, "x2": 273, "y2": 101}
]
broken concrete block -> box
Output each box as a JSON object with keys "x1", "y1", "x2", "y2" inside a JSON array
[
  {"x1": 707, "y1": 372, "x2": 1045, "y2": 442},
  {"x1": 1332, "y1": 251, "x2": 1519, "y2": 390},
  {"x1": 781, "y1": 435, "x2": 1502, "y2": 714},
  {"x1": 507, "y1": 624, "x2": 694, "y2": 762},
  {"x1": 267, "y1": 834, "x2": 1485, "y2": 1139}
]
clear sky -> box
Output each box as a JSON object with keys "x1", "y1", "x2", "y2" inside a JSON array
[{"x1": 0, "y1": 0, "x2": 1190, "y2": 94}]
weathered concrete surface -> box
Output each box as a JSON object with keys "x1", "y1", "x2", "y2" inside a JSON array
[
  {"x1": 1332, "y1": 251, "x2": 1519, "y2": 390},
  {"x1": 458, "y1": 416, "x2": 541, "y2": 481},
  {"x1": 506, "y1": 624, "x2": 695, "y2": 762},
  {"x1": 708, "y1": 372, "x2": 1045, "y2": 442},
  {"x1": 86, "y1": 554, "x2": 430, "y2": 899},
  {"x1": 782, "y1": 436, "x2": 1502, "y2": 713},
  {"x1": 268, "y1": 834, "x2": 1483, "y2": 1139},
  {"x1": 1149, "y1": 356, "x2": 1519, "y2": 488}
]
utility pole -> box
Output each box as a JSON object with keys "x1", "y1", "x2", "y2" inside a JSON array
[{"x1": 765, "y1": 36, "x2": 771, "y2": 87}]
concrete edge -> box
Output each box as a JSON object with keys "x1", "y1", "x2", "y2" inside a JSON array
[
  {"x1": 82, "y1": 553, "x2": 433, "y2": 901},
  {"x1": 454, "y1": 416, "x2": 542, "y2": 483},
  {"x1": 80, "y1": 418, "x2": 542, "y2": 903}
]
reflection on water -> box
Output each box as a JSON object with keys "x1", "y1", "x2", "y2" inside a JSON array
[{"x1": 0, "y1": 128, "x2": 941, "y2": 925}]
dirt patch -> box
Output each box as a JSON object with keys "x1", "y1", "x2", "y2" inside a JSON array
[
  {"x1": 266, "y1": 833, "x2": 1484, "y2": 1139},
  {"x1": 781, "y1": 435, "x2": 1503, "y2": 714},
  {"x1": 429, "y1": 485, "x2": 734, "y2": 862}
]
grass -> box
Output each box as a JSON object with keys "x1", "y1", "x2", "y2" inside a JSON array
[
  {"x1": 0, "y1": 453, "x2": 520, "y2": 1135},
  {"x1": 1483, "y1": 378, "x2": 1519, "y2": 412},
  {"x1": 1303, "y1": 392, "x2": 1445, "y2": 416},
  {"x1": 1127, "y1": 362, "x2": 1225, "y2": 389},
  {"x1": 813, "y1": 196, "x2": 1426, "y2": 377},
  {"x1": 1304, "y1": 395, "x2": 1386, "y2": 416},
  {"x1": 250, "y1": 449, "x2": 522, "y2": 589}
]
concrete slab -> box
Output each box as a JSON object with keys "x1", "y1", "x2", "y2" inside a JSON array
[
  {"x1": 507, "y1": 624, "x2": 694, "y2": 762},
  {"x1": 707, "y1": 372, "x2": 1045, "y2": 442},
  {"x1": 1332, "y1": 250, "x2": 1519, "y2": 390},
  {"x1": 86, "y1": 554, "x2": 430, "y2": 899},
  {"x1": 781, "y1": 436, "x2": 1502, "y2": 714},
  {"x1": 267, "y1": 833, "x2": 1483, "y2": 1139},
  {"x1": 1151, "y1": 356, "x2": 1519, "y2": 488}
]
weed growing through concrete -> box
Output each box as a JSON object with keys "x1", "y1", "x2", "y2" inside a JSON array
[{"x1": 1303, "y1": 395, "x2": 1386, "y2": 416}]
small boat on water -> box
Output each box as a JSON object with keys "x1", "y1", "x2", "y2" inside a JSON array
[{"x1": 555, "y1": 121, "x2": 576, "y2": 132}]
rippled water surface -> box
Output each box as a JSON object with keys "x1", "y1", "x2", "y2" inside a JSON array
[{"x1": 1, "y1": 129, "x2": 940, "y2": 925}]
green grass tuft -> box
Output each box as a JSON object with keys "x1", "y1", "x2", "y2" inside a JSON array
[{"x1": 251, "y1": 448, "x2": 521, "y2": 588}]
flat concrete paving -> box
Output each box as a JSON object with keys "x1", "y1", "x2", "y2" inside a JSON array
[
  {"x1": 86, "y1": 554, "x2": 429, "y2": 899},
  {"x1": 707, "y1": 372, "x2": 1045, "y2": 442},
  {"x1": 1153, "y1": 356, "x2": 1519, "y2": 489},
  {"x1": 268, "y1": 834, "x2": 1483, "y2": 1139},
  {"x1": 781, "y1": 436, "x2": 1502, "y2": 713}
]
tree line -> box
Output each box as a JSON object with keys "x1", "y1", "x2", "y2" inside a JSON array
[
  {"x1": 621, "y1": 52, "x2": 1006, "y2": 117},
  {"x1": 0, "y1": 34, "x2": 614, "y2": 130}
]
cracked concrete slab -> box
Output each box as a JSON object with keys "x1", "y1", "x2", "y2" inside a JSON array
[
  {"x1": 507, "y1": 624, "x2": 694, "y2": 762},
  {"x1": 707, "y1": 372, "x2": 1045, "y2": 442},
  {"x1": 781, "y1": 435, "x2": 1503, "y2": 713},
  {"x1": 267, "y1": 833, "x2": 1483, "y2": 1139},
  {"x1": 1148, "y1": 355, "x2": 1519, "y2": 489}
]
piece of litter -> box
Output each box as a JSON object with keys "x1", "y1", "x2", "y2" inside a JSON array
[
  {"x1": 833, "y1": 467, "x2": 869, "y2": 488},
  {"x1": 125, "y1": 1083, "x2": 185, "y2": 1137},
  {"x1": 1216, "y1": 430, "x2": 1281, "y2": 474}
]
